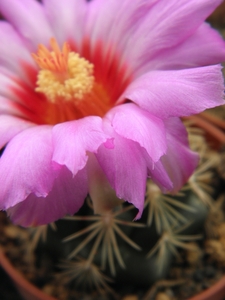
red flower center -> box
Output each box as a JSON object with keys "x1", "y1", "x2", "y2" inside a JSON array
[{"x1": 11, "y1": 38, "x2": 132, "y2": 125}]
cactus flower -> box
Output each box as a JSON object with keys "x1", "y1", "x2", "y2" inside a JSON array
[{"x1": 0, "y1": 0, "x2": 224, "y2": 226}]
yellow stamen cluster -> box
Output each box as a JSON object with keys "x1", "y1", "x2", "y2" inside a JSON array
[{"x1": 32, "y1": 38, "x2": 94, "y2": 102}]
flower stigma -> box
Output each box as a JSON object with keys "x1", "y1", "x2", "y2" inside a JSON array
[{"x1": 32, "y1": 38, "x2": 94, "y2": 103}]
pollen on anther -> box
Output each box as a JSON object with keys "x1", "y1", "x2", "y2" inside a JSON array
[{"x1": 32, "y1": 38, "x2": 95, "y2": 103}]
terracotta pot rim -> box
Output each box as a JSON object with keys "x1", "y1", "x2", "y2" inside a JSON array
[
  {"x1": 188, "y1": 272, "x2": 225, "y2": 300},
  {"x1": 0, "y1": 248, "x2": 57, "y2": 300}
]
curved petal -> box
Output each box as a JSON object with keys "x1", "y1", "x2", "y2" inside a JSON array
[
  {"x1": 149, "y1": 160, "x2": 173, "y2": 192},
  {"x1": 0, "y1": 72, "x2": 23, "y2": 102},
  {"x1": 0, "y1": 96, "x2": 26, "y2": 118},
  {"x1": 107, "y1": 103, "x2": 167, "y2": 162},
  {"x1": 0, "y1": 0, "x2": 53, "y2": 51},
  {"x1": 120, "y1": 65, "x2": 224, "y2": 119},
  {"x1": 96, "y1": 121, "x2": 147, "y2": 218},
  {"x1": 125, "y1": 0, "x2": 223, "y2": 71},
  {"x1": 85, "y1": 0, "x2": 157, "y2": 50},
  {"x1": 85, "y1": 0, "x2": 222, "y2": 73},
  {"x1": 43, "y1": 0, "x2": 88, "y2": 47},
  {"x1": 0, "y1": 22, "x2": 36, "y2": 78},
  {"x1": 52, "y1": 117, "x2": 110, "y2": 175},
  {"x1": 142, "y1": 23, "x2": 225, "y2": 72},
  {"x1": 0, "y1": 126, "x2": 57, "y2": 209},
  {"x1": 156, "y1": 118, "x2": 199, "y2": 192},
  {"x1": 143, "y1": 153, "x2": 173, "y2": 192},
  {"x1": 0, "y1": 115, "x2": 34, "y2": 148},
  {"x1": 7, "y1": 166, "x2": 88, "y2": 226},
  {"x1": 0, "y1": 71, "x2": 40, "y2": 117}
]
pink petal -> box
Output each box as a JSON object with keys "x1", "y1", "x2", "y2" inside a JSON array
[
  {"x1": 0, "y1": 72, "x2": 22, "y2": 101},
  {"x1": 120, "y1": 65, "x2": 224, "y2": 119},
  {"x1": 0, "y1": 115, "x2": 34, "y2": 148},
  {"x1": 146, "y1": 158, "x2": 173, "y2": 192},
  {"x1": 85, "y1": 0, "x2": 157, "y2": 50},
  {"x1": 0, "y1": 96, "x2": 26, "y2": 118},
  {"x1": 0, "y1": 126, "x2": 57, "y2": 209},
  {"x1": 85, "y1": 0, "x2": 222, "y2": 74},
  {"x1": 107, "y1": 103, "x2": 167, "y2": 162},
  {"x1": 52, "y1": 117, "x2": 110, "y2": 175},
  {"x1": 43, "y1": 0, "x2": 88, "y2": 47},
  {"x1": 0, "y1": 0, "x2": 53, "y2": 51},
  {"x1": 156, "y1": 118, "x2": 199, "y2": 192},
  {"x1": 144, "y1": 23, "x2": 225, "y2": 72},
  {"x1": 125, "y1": 0, "x2": 223, "y2": 72},
  {"x1": 0, "y1": 22, "x2": 35, "y2": 78},
  {"x1": 96, "y1": 122, "x2": 147, "y2": 218},
  {"x1": 7, "y1": 166, "x2": 88, "y2": 226}
]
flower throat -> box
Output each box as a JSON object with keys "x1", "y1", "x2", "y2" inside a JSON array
[
  {"x1": 32, "y1": 38, "x2": 112, "y2": 121},
  {"x1": 32, "y1": 38, "x2": 94, "y2": 103}
]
